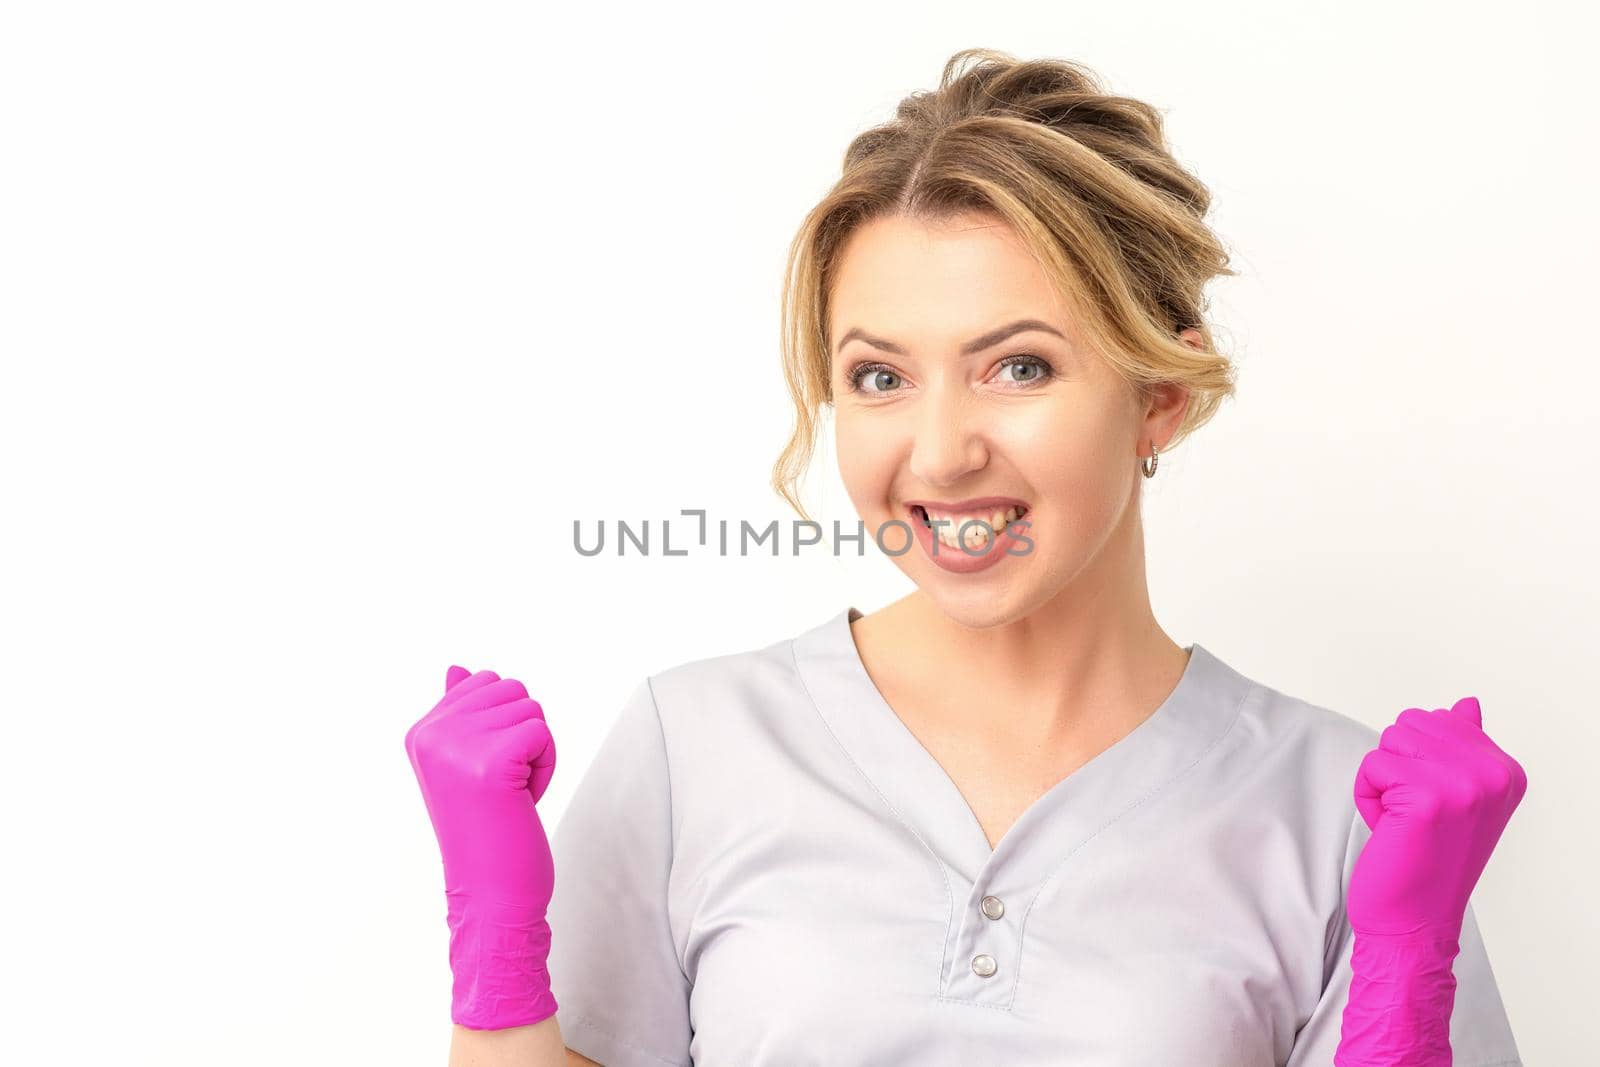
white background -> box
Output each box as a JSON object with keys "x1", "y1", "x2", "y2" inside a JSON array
[{"x1": 2, "y1": 2, "x2": 1594, "y2": 1063}]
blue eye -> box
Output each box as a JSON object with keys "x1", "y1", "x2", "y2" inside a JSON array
[
  {"x1": 843, "y1": 355, "x2": 1054, "y2": 394},
  {"x1": 995, "y1": 355, "x2": 1054, "y2": 386},
  {"x1": 847, "y1": 362, "x2": 903, "y2": 394}
]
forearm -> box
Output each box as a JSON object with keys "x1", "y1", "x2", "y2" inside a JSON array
[
  {"x1": 448, "y1": 1015, "x2": 567, "y2": 1067},
  {"x1": 1335, "y1": 931, "x2": 1461, "y2": 1067}
]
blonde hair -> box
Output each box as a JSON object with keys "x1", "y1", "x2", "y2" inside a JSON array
[{"x1": 772, "y1": 48, "x2": 1239, "y2": 522}]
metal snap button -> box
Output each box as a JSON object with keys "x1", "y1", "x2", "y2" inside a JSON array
[
  {"x1": 971, "y1": 953, "x2": 997, "y2": 978},
  {"x1": 980, "y1": 895, "x2": 1004, "y2": 920}
]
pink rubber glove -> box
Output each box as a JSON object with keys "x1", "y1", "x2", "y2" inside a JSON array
[
  {"x1": 1335, "y1": 696, "x2": 1527, "y2": 1066},
  {"x1": 405, "y1": 665, "x2": 560, "y2": 1030}
]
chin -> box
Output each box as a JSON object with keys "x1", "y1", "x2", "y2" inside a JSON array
[{"x1": 915, "y1": 582, "x2": 1041, "y2": 632}]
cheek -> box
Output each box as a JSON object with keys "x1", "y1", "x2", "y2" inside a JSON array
[
  {"x1": 996, "y1": 404, "x2": 1126, "y2": 484},
  {"x1": 994, "y1": 409, "x2": 1131, "y2": 529},
  {"x1": 833, "y1": 413, "x2": 899, "y2": 510}
]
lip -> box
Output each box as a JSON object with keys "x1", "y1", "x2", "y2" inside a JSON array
[
  {"x1": 904, "y1": 501, "x2": 1031, "y2": 575},
  {"x1": 902, "y1": 495, "x2": 1029, "y2": 513}
]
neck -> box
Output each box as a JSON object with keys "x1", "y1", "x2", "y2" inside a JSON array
[{"x1": 865, "y1": 497, "x2": 1186, "y2": 756}]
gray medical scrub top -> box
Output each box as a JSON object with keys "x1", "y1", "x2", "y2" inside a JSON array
[{"x1": 545, "y1": 607, "x2": 1522, "y2": 1066}]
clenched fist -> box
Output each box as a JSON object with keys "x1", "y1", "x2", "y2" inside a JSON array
[
  {"x1": 405, "y1": 666, "x2": 560, "y2": 1030},
  {"x1": 1336, "y1": 695, "x2": 1528, "y2": 1066}
]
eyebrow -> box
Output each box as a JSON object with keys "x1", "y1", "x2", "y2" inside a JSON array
[{"x1": 833, "y1": 318, "x2": 1067, "y2": 358}]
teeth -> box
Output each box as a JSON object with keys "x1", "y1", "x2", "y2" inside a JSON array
[{"x1": 917, "y1": 505, "x2": 1026, "y2": 550}]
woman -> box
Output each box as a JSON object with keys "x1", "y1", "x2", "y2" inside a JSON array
[{"x1": 406, "y1": 49, "x2": 1527, "y2": 1065}]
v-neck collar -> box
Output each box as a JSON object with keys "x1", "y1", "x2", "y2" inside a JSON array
[{"x1": 793, "y1": 605, "x2": 1257, "y2": 892}]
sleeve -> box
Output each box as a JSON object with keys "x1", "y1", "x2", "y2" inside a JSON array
[
  {"x1": 545, "y1": 677, "x2": 693, "y2": 1067},
  {"x1": 1285, "y1": 808, "x2": 1523, "y2": 1067}
]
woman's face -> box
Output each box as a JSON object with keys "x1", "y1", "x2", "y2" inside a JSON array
[{"x1": 828, "y1": 210, "x2": 1193, "y2": 628}]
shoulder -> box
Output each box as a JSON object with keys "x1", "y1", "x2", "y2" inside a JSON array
[
  {"x1": 1267, "y1": 690, "x2": 1377, "y2": 764},
  {"x1": 1198, "y1": 658, "x2": 1389, "y2": 911},
  {"x1": 1202, "y1": 652, "x2": 1382, "y2": 842},
  {"x1": 1221, "y1": 655, "x2": 1380, "y2": 782},
  {"x1": 641, "y1": 624, "x2": 810, "y2": 733}
]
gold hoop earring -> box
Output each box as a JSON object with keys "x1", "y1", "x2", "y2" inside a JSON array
[{"x1": 1141, "y1": 440, "x2": 1160, "y2": 479}]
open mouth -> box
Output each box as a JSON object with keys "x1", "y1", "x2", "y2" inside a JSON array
[{"x1": 909, "y1": 502, "x2": 1030, "y2": 552}]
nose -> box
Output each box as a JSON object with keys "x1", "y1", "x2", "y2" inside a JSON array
[{"x1": 907, "y1": 382, "x2": 988, "y2": 488}]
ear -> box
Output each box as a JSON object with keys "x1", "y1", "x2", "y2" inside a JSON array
[
  {"x1": 1143, "y1": 380, "x2": 1191, "y2": 427},
  {"x1": 1145, "y1": 328, "x2": 1204, "y2": 426},
  {"x1": 1137, "y1": 329, "x2": 1203, "y2": 445}
]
